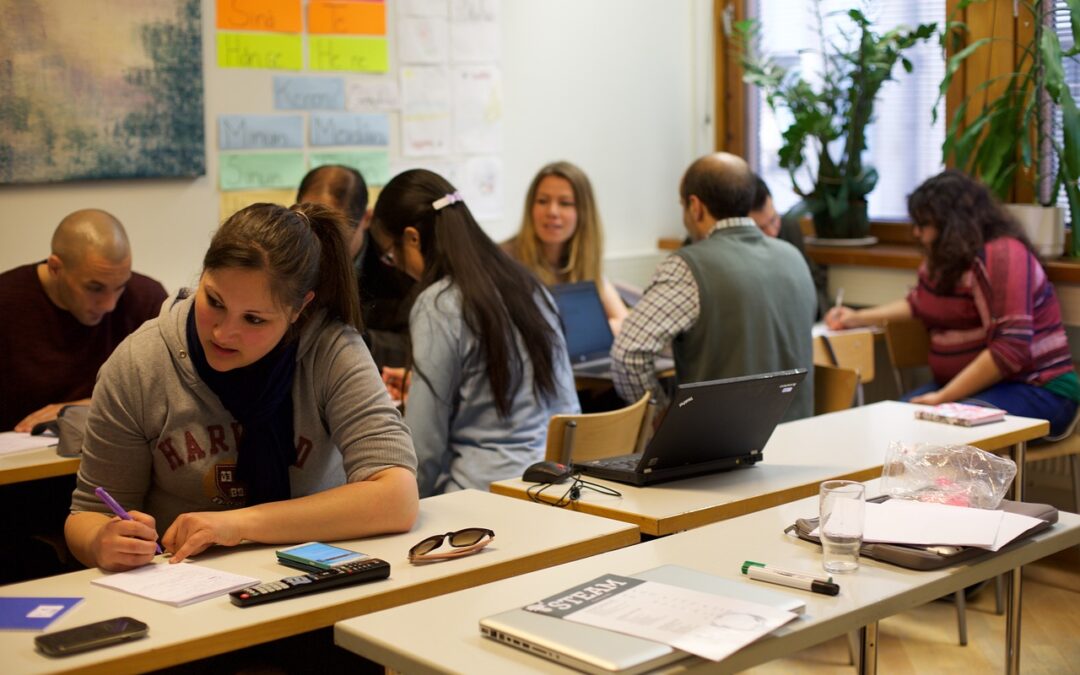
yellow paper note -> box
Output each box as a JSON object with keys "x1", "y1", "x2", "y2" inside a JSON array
[
  {"x1": 219, "y1": 189, "x2": 297, "y2": 222},
  {"x1": 218, "y1": 33, "x2": 303, "y2": 70},
  {"x1": 309, "y1": 36, "x2": 388, "y2": 73}
]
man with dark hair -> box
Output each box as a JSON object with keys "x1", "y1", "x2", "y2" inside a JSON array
[
  {"x1": 297, "y1": 164, "x2": 414, "y2": 369},
  {"x1": 611, "y1": 153, "x2": 816, "y2": 420}
]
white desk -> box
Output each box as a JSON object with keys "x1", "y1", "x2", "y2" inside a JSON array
[
  {"x1": 0, "y1": 489, "x2": 638, "y2": 675},
  {"x1": 336, "y1": 487, "x2": 1080, "y2": 675},
  {"x1": 491, "y1": 401, "x2": 1048, "y2": 535},
  {"x1": 0, "y1": 444, "x2": 78, "y2": 486}
]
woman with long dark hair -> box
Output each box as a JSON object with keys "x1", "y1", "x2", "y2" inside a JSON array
[
  {"x1": 65, "y1": 202, "x2": 418, "y2": 571},
  {"x1": 826, "y1": 170, "x2": 1079, "y2": 435},
  {"x1": 371, "y1": 169, "x2": 579, "y2": 496}
]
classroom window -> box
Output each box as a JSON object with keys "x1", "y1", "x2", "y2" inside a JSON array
[
  {"x1": 746, "y1": 0, "x2": 946, "y2": 220},
  {"x1": 1054, "y1": 1, "x2": 1080, "y2": 223}
]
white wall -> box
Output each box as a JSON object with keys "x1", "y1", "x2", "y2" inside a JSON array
[{"x1": 0, "y1": 0, "x2": 707, "y2": 293}]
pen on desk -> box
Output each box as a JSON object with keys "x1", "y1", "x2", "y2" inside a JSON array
[
  {"x1": 741, "y1": 561, "x2": 839, "y2": 595},
  {"x1": 94, "y1": 486, "x2": 163, "y2": 555}
]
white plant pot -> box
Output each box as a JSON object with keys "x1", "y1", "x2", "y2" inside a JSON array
[{"x1": 1005, "y1": 204, "x2": 1065, "y2": 258}]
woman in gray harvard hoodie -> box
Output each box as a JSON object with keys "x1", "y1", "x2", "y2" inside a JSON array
[{"x1": 65, "y1": 203, "x2": 418, "y2": 572}]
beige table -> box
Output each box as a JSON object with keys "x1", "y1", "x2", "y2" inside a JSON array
[
  {"x1": 491, "y1": 401, "x2": 1049, "y2": 536},
  {"x1": 0, "y1": 444, "x2": 78, "y2": 486},
  {"x1": 0, "y1": 489, "x2": 638, "y2": 675},
  {"x1": 336, "y1": 486, "x2": 1080, "y2": 675}
]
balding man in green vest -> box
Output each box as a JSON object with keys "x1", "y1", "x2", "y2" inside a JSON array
[{"x1": 611, "y1": 153, "x2": 816, "y2": 421}]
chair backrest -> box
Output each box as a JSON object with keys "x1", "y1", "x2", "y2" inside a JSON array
[
  {"x1": 814, "y1": 364, "x2": 860, "y2": 415},
  {"x1": 545, "y1": 393, "x2": 654, "y2": 465},
  {"x1": 812, "y1": 330, "x2": 875, "y2": 383},
  {"x1": 883, "y1": 319, "x2": 930, "y2": 394}
]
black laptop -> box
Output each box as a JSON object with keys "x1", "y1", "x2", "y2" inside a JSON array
[
  {"x1": 575, "y1": 369, "x2": 808, "y2": 486},
  {"x1": 551, "y1": 282, "x2": 673, "y2": 378}
]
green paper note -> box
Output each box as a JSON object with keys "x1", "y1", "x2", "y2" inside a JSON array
[
  {"x1": 310, "y1": 151, "x2": 391, "y2": 186},
  {"x1": 219, "y1": 153, "x2": 307, "y2": 190}
]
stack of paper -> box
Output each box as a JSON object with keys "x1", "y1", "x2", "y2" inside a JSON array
[
  {"x1": 863, "y1": 500, "x2": 1043, "y2": 551},
  {"x1": 92, "y1": 562, "x2": 259, "y2": 607},
  {"x1": 0, "y1": 432, "x2": 55, "y2": 456}
]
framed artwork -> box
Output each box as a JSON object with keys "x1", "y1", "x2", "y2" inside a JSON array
[{"x1": 0, "y1": 0, "x2": 205, "y2": 183}]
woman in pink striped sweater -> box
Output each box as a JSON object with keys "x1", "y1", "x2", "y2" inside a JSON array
[{"x1": 826, "y1": 170, "x2": 1079, "y2": 436}]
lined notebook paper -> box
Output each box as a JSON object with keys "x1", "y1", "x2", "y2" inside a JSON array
[{"x1": 92, "y1": 561, "x2": 259, "y2": 607}]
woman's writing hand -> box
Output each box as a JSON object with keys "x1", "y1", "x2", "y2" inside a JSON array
[
  {"x1": 824, "y1": 306, "x2": 856, "y2": 330},
  {"x1": 93, "y1": 511, "x2": 159, "y2": 572}
]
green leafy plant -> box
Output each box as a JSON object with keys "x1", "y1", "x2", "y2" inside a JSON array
[
  {"x1": 728, "y1": 3, "x2": 936, "y2": 238},
  {"x1": 939, "y1": 0, "x2": 1080, "y2": 255}
]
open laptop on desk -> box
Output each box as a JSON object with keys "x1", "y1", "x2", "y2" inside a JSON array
[
  {"x1": 551, "y1": 281, "x2": 673, "y2": 378},
  {"x1": 574, "y1": 369, "x2": 807, "y2": 486}
]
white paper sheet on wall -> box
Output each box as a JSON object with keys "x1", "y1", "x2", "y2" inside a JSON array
[
  {"x1": 453, "y1": 66, "x2": 502, "y2": 154},
  {"x1": 398, "y1": 16, "x2": 450, "y2": 64}
]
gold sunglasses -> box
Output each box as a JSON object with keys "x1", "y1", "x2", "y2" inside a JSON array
[{"x1": 408, "y1": 528, "x2": 495, "y2": 564}]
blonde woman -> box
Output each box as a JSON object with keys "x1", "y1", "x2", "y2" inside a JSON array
[{"x1": 503, "y1": 161, "x2": 628, "y2": 334}]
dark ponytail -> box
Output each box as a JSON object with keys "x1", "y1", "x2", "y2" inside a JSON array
[
  {"x1": 372, "y1": 169, "x2": 560, "y2": 417},
  {"x1": 204, "y1": 202, "x2": 362, "y2": 332}
]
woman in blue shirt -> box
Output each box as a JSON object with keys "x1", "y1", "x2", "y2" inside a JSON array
[{"x1": 371, "y1": 169, "x2": 580, "y2": 496}]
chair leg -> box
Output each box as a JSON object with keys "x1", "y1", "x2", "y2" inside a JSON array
[
  {"x1": 954, "y1": 589, "x2": 968, "y2": 646},
  {"x1": 846, "y1": 630, "x2": 859, "y2": 667},
  {"x1": 1071, "y1": 454, "x2": 1080, "y2": 514},
  {"x1": 995, "y1": 574, "x2": 1006, "y2": 615}
]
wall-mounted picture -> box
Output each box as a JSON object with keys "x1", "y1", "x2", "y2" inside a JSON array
[{"x1": 0, "y1": 0, "x2": 205, "y2": 184}]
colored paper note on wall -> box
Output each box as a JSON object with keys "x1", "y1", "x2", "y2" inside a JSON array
[
  {"x1": 219, "y1": 152, "x2": 306, "y2": 190},
  {"x1": 219, "y1": 189, "x2": 298, "y2": 221},
  {"x1": 218, "y1": 33, "x2": 303, "y2": 70},
  {"x1": 217, "y1": 0, "x2": 302, "y2": 33},
  {"x1": 274, "y1": 76, "x2": 346, "y2": 110},
  {"x1": 345, "y1": 76, "x2": 400, "y2": 110},
  {"x1": 310, "y1": 113, "x2": 390, "y2": 147},
  {"x1": 218, "y1": 115, "x2": 304, "y2": 150},
  {"x1": 308, "y1": 1, "x2": 386, "y2": 35},
  {"x1": 398, "y1": 16, "x2": 449, "y2": 64},
  {"x1": 310, "y1": 150, "x2": 391, "y2": 186},
  {"x1": 310, "y1": 36, "x2": 389, "y2": 73}
]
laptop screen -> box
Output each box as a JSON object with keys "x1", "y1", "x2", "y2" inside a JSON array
[{"x1": 551, "y1": 282, "x2": 614, "y2": 364}]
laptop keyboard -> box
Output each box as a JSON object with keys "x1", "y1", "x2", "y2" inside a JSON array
[{"x1": 588, "y1": 453, "x2": 643, "y2": 470}]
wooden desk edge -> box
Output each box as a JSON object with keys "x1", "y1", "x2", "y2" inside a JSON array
[
  {"x1": 57, "y1": 527, "x2": 639, "y2": 675},
  {"x1": 0, "y1": 457, "x2": 80, "y2": 486}
]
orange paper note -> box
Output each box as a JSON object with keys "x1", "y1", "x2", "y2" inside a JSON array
[
  {"x1": 217, "y1": 0, "x2": 302, "y2": 33},
  {"x1": 308, "y1": 1, "x2": 386, "y2": 36}
]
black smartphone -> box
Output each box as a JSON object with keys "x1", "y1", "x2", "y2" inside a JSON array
[{"x1": 34, "y1": 617, "x2": 148, "y2": 657}]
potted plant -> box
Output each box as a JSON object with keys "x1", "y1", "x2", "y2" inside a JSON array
[
  {"x1": 728, "y1": 4, "x2": 936, "y2": 241},
  {"x1": 939, "y1": 0, "x2": 1080, "y2": 256}
]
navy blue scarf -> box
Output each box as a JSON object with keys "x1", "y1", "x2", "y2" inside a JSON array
[{"x1": 185, "y1": 306, "x2": 299, "y2": 506}]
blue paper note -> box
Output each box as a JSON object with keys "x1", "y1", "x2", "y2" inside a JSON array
[
  {"x1": 0, "y1": 597, "x2": 83, "y2": 631},
  {"x1": 273, "y1": 76, "x2": 345, "y2": 110},
  {"x1": 310, "y1": 113, "x2": 390, "y2": 147},
  {"x1": 218, "y1": 115, "x2": 304, "y2": 150}
]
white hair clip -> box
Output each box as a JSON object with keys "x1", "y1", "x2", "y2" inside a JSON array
[{"x1": 432, "y1": 191, "x2": 464, "y2": 211}]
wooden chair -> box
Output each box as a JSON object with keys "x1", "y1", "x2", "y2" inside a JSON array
[
  {"x1": 814, "y1": 364, "x2": 860, "y2": 415},
  {"x1": 883, "y1": 318, "x2": 931, "y2": 395},
  {"x1": 813, "y1": 330, "x2": 875, "y2": 404},
  {"x1": 545, "y1": 393, "x2": 657, "y2": 465}
]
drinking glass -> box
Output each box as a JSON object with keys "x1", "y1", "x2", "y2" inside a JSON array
[{"x1": 819, "y1": 480, "x2": 865, "y2": 573}]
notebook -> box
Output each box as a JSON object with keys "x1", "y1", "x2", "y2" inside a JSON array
[
  {"x1": 914, "y1": 402, "x2": 1006, "y2": 426},
  {"x1": 479, "y1": 564, "x2": 804, "y2": 675},
  {"x1": 91, "y1": 561, "x2": 260, "y2": 607},
  {"x1": 575, "y1": 369, "x2": 807, "y2": 486},
  {"x1": 551, "y1": 282, "x2": 673, "y2": 378}
]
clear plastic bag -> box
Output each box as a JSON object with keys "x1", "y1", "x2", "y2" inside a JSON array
[{"x1": 879, "y1": 442, "x2": 1016, "y2": 509}]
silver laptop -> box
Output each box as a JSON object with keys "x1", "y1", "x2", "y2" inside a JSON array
[
  {"x1": 551, "y1": 282, "x2": 673, "y2": 378},
  {"x1": 479, "y1": 564, "x2": 804, "y2": 674}
]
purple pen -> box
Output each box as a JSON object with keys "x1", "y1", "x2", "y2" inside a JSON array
[{"x1": 94, "y1": 486, "x2": 163, "y2": 555}]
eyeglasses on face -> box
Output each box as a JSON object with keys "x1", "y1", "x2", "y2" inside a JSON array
[
  {"x1": 408, "y1": 527, "x2": 495, "y2": 563},
  {"x1": 379, "y1": 248, "x2": 396, "y2": 267}
]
